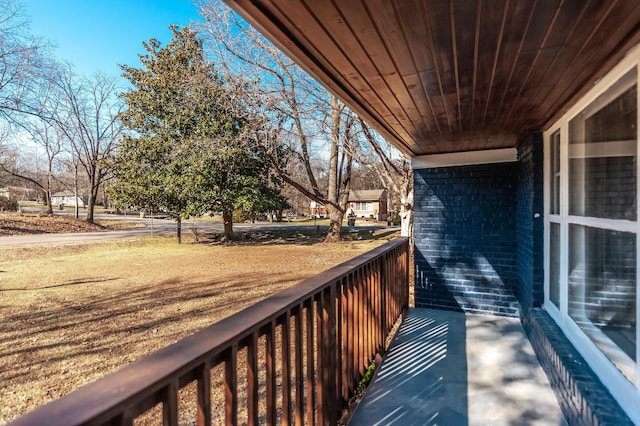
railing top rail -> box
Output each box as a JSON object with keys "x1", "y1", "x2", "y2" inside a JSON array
[{"x1": 10, "y1": 237, "x2": 409, "y2": 426}]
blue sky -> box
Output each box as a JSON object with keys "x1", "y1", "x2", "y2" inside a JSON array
[{"x1": 22, "y1": 0, "x2": 203, "y2": 79}]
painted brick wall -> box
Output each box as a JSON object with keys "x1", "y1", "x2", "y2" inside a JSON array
[
  {"x1": 516, "y1": 133, "x2": 544, "y2": 311},
  {"x1": 413, "y1": 162, "x2": 520, "y2": 316}
]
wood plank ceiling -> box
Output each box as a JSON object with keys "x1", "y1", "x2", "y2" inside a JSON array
[{"x1": 225, "y1": 0, "x2": 640, "y2": 157}]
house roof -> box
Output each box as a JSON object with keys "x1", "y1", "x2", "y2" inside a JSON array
[
  {"x1": 349, "y1": 189, "x2": 387, "y2": 202},
  {"x1": 225, "y1": 0, "x2": 640, "y2": 157},
  {"x1": 52, "y1": 191, "x2": 79, "y2": 197}
]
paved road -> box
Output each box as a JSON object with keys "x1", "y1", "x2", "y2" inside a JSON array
[{"x1": 0, "y1": 213, "x2": 394, "y2": 247}]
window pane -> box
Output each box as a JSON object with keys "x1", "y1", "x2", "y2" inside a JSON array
[
  {"x1": 569, "y1": 225, "x2": 636, "y2": 382},
  {"x1": 549, "y1": 222, "x2": 561, "y2": 307},
  {"x1": 569, "y1": 70, "x2": 637, "y2": 220}
]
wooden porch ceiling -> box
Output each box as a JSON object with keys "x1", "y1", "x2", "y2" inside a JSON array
[{"x1": 225, "y1": 0, "x2": 640, "y2": 157}]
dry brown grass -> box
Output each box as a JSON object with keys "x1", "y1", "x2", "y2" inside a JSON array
[
  {"x1": 0, "y1": 212, "x2": 143, "y2": 236},
  {"x1": 0, "y1": 230, "x2": 398, "y2": 424}
]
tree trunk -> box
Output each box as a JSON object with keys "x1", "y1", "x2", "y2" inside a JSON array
[
  {"x1": 222, "y1": 210, "x2": 233, "y2": 237},
  {"x1": 86, "y1": 193, "x2": 95, "y2": 223},
  {"x1": 325, "y1": 205, "x2": 344, "y2": 242},
  {"x1": 44, "y1": 190, "x2": 53, "y2": 215},
  {"x1": 85, "y1": 164, "x2": 100, "y2": 224},
  {"x1": 74, "y1": 162, "x2": 80, "y2": 219},
  {"x1": 45, "y1": 169, "x2": 53, "y2": 214},
  {"x1": 400, "y1": 189, "x2": 414, "y2": 238},
  {"x1": 323, "y1": 95, "x2": 346, "y2": 243},
  {"x1": 176, "y1": 216, "x2": 182, "y2": 244}
]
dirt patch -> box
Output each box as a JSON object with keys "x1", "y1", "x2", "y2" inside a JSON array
[
  {"x1": 0, "y1": 212, "x2": 143, "y2": 236},
  {"x1": 0, "y1": 232, "x2": 398, "y2": 423}
]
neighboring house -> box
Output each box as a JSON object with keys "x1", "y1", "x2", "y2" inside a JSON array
[
  {"x1": 229, "y1": 2, "x2": 640, "y2": 424},
  {"x1": 348, "y1": 189, "x2": 387, "y2": 220},
  {"x1": 51, "y1": 192, "x2": 85, "y2": 207},
  {"x1": 309, "y1": 201, "x2": 327, "y2": 218}
]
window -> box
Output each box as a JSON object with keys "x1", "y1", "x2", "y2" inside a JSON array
[
  {"x1": 545, "y1": 51, "x2": 639, "y2": 421},
  {"x1": 353, "y1": 202, "x2": 373, "y2": 211}
]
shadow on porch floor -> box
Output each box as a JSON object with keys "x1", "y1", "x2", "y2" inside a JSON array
[{"x1": 348, "y1": 308, "x2": 567, "y2": 425}]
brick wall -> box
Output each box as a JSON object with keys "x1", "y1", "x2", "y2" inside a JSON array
[
  {"x1": 524, "y1": 309, "x2": 633, "y2": 425},
  {"x1": 413, "y1": 162, "x2": 520, "y2": 316},
  {"x1": 516, "y1": 133, "x2": 544, "y2": 311},
  {"x1": 412, "y1": 141, "x2": 633, "y2": 423}
]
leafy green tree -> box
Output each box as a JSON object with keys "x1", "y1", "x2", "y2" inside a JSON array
[{"x1": 111, "y1": 25, "x2": 278, "y2": 241}]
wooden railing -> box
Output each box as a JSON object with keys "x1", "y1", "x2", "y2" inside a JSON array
[{"x1": 10, "y1": 237, "x2": 409, "y2": 426}]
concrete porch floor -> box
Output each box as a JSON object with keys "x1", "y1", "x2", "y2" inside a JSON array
[{"x1": 348, "y1": 308, "x2": 566, "y2": 425}]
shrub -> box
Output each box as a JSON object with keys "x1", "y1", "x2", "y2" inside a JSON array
[{"x1": 0, "y1": 196, "x2": 19, "y2": 212}]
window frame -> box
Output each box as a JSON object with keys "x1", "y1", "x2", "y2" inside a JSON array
[{"x1": 543, "y1": 45, "x2": 640, "y2": 423}]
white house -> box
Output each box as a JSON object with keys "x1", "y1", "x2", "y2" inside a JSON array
[{"x1": 51, "y1": 191, "x2": 85, "y2": 207}]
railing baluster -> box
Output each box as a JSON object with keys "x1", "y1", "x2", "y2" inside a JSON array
[
  {"x1": 347, "y1": 277, "x2": 354, "y2": 397},
  {"x1": 327, "y1": 284, "x2": 337, "y2": 424},
  {"x1": 340, "y1": 278, "x2": 348, "y2": 404},
  {"x1": 367, "y1": 262, "x2": 373, "y2": 363},
  {"x1": 358, "y1": 268, "x2": 366, "y2": 376},
  {"x1": 316, "y1": 293, "x2": 325, "y2": 426},
  {"x1": 380, "y1": 256, "x2": 387, "y2": 348},
  {"x1": 225, "y1": 345, "x2": 238, "y2": 426},
  {"x1": 294, "y1": 304, "x2": 304, "y2": 426},
  {"x1": 196, "y1": 362, "x2": 211, "y2": 426},
  {"x1": 353, "y1": 270, "x2": 361, "y2": 379},
  {"x1": 376, "y1": 258, "x2": 382, "y2": 354},
  {"x1": 305, "y1": 299, "x2": 316, "y2": 426},
  {"x1": 163, "y1": 380, "x2": 178, "y2": 426},
  {"x1": 247, "y1": 332, "x2": 259, "y2": 425},
  {"x1": 281, "y1": 311, "x2": 292, "y2": 425},
  {"x1": 265, "y1": 321, "x2": 277, "y2": 426}
]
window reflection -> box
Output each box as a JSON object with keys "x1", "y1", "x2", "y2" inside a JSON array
[
  {"x1": 569, "y1": 225, "x2": 636, "y2": 382},
  {"x1": 569, "y1": 71, "x2": 637, "y2": 221},
  {"x1": 549, "y1": 223, "x2": 560, "y2": 308}
]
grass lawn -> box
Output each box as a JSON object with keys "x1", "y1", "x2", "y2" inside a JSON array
[{"x1": 0, "y1": 230, "x2": 398, "y2": 423}]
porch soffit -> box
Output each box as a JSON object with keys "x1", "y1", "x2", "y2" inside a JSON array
[{"x1": 225, "y1": 0, "x2": 640, "y2": 157}]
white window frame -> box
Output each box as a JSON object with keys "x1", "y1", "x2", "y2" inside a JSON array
[{"x1": 543, "y1": 44, "x2": 640, "y2": 424}]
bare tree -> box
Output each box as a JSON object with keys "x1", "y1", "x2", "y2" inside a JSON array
[
  {"x1": 52, "y1": 66, "x2": 123, "y2": 223},
  {"x1": 0, "y1": 118, "x2": 67, "y2": 213},
  {"x1": 199, "y1": 1, "x2": 356, "y2": 241},
  {"x1": 0, "y1": 0, "x2": 52, "y2": 122},
  {"x1": 357, "y1": 119, "x2": 413, "y2": 237}
]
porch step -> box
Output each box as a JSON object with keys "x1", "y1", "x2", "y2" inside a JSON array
[{"x1": 348, "y1": 308, "x2": 566, "y2": 425}]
